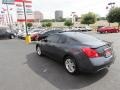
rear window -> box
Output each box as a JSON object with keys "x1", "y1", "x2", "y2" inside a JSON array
[
  {"x1": 76, "y1": 35, "x2": 101, "y2": 43},
  {"x1": 65, "y1": 32, "x2": 101, "y2": 43}
]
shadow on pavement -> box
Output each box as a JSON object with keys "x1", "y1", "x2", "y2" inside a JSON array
[{"x1": 26, "y1": 52, "x2": 108, "y2": 90}]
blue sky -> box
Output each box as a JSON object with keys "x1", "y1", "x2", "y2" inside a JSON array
[{"x1": 0, "y1": 0, "x2": 120, "y2": 20}]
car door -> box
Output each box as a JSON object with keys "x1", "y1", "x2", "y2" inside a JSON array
[
  {"x1": 41, "y1": 35, "x2": 60, "y2": 58},
  {"x1": 0, "y1": 29, "x2": 7, "y2": 39},
  {"x1": 55, "y1": 35, "x2": 80, "y2": 62},
  {"x1": 47, "y1": 35, "x2": 60, "y2": 59},
  {"x1": 53, "y1": 35, "x2": 68, "y2": 61},
  {"x1": 0, "y1": 29, "x2": 2, "y2": 38}
]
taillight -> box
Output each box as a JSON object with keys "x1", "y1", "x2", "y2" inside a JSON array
[{"x1": 82, "y1": 48, "x2": 99, "y2": 58}]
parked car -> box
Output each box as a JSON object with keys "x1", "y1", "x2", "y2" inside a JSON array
[
  {"x1": 0, "y1": 28, "x2": 15, "y2": 39},
  {"x1": 30, "y1": 29, "x2": 45, "y2": 41},
  {"x1": 97, "y1": 26, "x2": 104, "y2": 30},
  {"x1": 36, "y1": 30, "x2": 63, "y2": 41},
  {"x1": 17, "y1": 31, "x2": 26, "y2": 39},
  {"x1": 17, "y1": 29, "x2": 42, "y2": 40},
  {"x1": 85, "y1": 26, "x2": 92, "y2": 31},
  {"x1": 97, "y1": 27, "x2": 119, "y2": 33},
  {"x1": 36, "y1": 32, "x2": 115, "y2": 74},
  {"x1": 73, "y1": 26, "x2": 92, "y2": 31}
]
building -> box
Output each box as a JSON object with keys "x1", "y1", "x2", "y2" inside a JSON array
[
  {"x1": 55, "y1": 10, "x2": 63, "y2": 22},
  {"x1": 33, "y1": 11, "x2": 44, "y2": 22}
]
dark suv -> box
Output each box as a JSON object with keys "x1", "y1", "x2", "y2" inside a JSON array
[{"x1": 0, "y1": 28, "x2": 15, "y2": 39}]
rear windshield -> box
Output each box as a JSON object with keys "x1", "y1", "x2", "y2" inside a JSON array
[
  {"x1": 65, "y1": 33, "x2": 101, "y2": 43},
  {"x1": 77, "y1": 35, "x2": 101, "y2": 43}
]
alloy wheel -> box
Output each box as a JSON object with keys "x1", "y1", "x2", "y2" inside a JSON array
[
  {"x1": 36, "y1": 46, "x2": 42, "y2": 56},
  {"x1": 65, "y1": 58, "x2": 76, "y2": 73}
]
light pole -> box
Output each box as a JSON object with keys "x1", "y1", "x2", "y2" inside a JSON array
[
  {"x1": 106, "y1": 2, "x2": 116, "y2": 26},
  {"x1": 106, "y1": 2, "x2": 116, "y2": 11},
  {"x1": 5, "y1": 0, "x2": 12, "y2": 30},
  {"x1": 71, "y1": 12, "x2": 76, "y2": 25},
  {"x1": 23, "y1": 0, "x2": 28, "y2": 35},
  {"x1": 108, "y1": 2, "x2": 115, "y2": 8},
  {"x1": 22, "y1": 0, "x2": 31, "y2": 44}
]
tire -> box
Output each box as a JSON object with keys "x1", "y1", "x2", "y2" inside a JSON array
[
  {"x1": 105, "y1": 31, "x2": 108, "y2": 33},
  {"x1": 116, "y1": 30, "x2": 119, "y2": 33},
  {"x1": 64, "y1": 56, "x2": 78, "y2": 74},
  {"x1": 36, "y1": 46, "x2": 42, "y2": 56},
  {"x1": 10, "y1": 35, "x2": 15, "y2": 39},
  {"x1": 35, "y1": 37, "x2": 38, "y2": 41}
]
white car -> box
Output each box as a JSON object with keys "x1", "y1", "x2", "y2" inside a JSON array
[
  {"x1": 73, "y1": 26, "x2": 92, "y2": 31},
  {"x1": 85, "y1": 26, "x2": 92, "y2": 31}
]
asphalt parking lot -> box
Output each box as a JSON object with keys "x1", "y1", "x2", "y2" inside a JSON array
[{"x1": 0, "y1": 32, "x2": 120, "y2": 90}]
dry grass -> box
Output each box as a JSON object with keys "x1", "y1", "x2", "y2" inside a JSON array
[{"x1": 51, "y1": 20, "x2": 119, "y2": 31}]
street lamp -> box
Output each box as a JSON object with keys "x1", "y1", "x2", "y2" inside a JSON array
[
  {"x1": 5, "y1": 0, "x2": 12, "y2": 30},
  {"x1": 23, "y1": 0, "x2": 28, "y2": 35},
  {"x1": 22, "y1": 0, "x2": 31, "y2": 44},
  {"x1": 108, "y1": 2, "x2": 116, "y2": 9},
  {"x1": 71, "y1": 12, "x2": 76, "y2": 25},
  {"x1": 106, "y1": 2, "x2": 116, "y2": 26}
]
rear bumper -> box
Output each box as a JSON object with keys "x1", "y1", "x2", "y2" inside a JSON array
[
  {"x1": 92, "y1": 61, "x2": 112, "y2": 72},
  {"x1": 79, "y1": 60, "x2": 114, "y2": 73},
  {"x1": 74, "y1": 53, "x2": 115, "y2": 73}
]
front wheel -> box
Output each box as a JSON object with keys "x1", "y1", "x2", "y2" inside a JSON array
[
  {"x1": 64, "y1": 56, "x2": 78, "y2": 74},
  {"x1": 36, "y1": 46, "x2": 42, "y2": 56},
  {"x1": 116, "y1": 30, "x2": 119, "y2": 33}
]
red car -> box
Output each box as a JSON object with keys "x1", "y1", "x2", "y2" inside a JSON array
[
  {"x1": 31, "y1": 33, "x2": 38, "y2": 41},
  {"x1": 30, "y1": 29, "x2": 46, "y2": 41},
  {"x1": 97, "y1": 27, "x2": 119, "y2": 33}
]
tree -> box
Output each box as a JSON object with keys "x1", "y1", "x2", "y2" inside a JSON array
[
  {"x1": 42, "y1": 23, "x2": 46, "y2": 27},
  {"x1": 45, "y1": 22, "x2": 52, "y2": 27},
  {"x1": 27, "y1": 23, "x2": 33, "y2": 28},
  {"x1": 81, "y1": 12, "x2": 97, "y2": 26},
  {"x1": 64, "y1": 20, "x2": 73, "y2": 27},
  {"x1": 41, "y1": 22, "x2": 52, "y2": 27},
  {"x1": 107, "y1": 7, "x2": 120, "y2": 29},
  {"x1": 41, "y1": 19, "x2": 53, "y2": 22}
]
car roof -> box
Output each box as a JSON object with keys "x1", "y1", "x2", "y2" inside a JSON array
[
  {"x1": 59, "y1": 32, "x2": 86, "y2": 37},
  {"x1": 57, "y1": 32, "x2": 100, "y2": 41}
]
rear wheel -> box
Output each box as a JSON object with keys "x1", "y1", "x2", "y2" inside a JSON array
[
  {"x1": 10, "y1": 35, "x2": 15, "y2": 39},
  {"x1": 36, "y1": 46, "x2": 42, "y2": 56},
  {"x1": 64, "y1": 56, "x2": 78, "y2": 74},
  {"x1": 116, "y1": 30, "x2": 119, "y2": 33},
  {"x1": 105, "y1": 31, "x2": 108, "y2": 33}
]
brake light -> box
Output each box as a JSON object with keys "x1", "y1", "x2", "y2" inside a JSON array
[{"x1": 82, "y1": 48, "x2": 99, "y2": 58}]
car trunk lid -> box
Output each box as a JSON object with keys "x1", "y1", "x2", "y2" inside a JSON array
[{"x1": 81, "y1": 41, "x2": 113, "y2": 58}]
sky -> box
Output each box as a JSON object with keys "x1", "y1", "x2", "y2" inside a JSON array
[
  {"x1": 0, "y1": 0, "x2": 120, "y2": 20},
  {"x1": 32, "y1": 0, "x2": 120, "y2": 19}
]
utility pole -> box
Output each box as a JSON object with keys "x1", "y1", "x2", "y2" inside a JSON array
[
  {"x1": 23, "y1": 0, "x2": 28, "y2": 35},
  {"x1": 108, "y1": 2, "x2": 115, "y2": 8},
  {"x1": 22, "y1": 0, "x2": 31, "y2": 44},
  {"x1": 6, "y1": 2, "x2": 12, "y2": 30}
]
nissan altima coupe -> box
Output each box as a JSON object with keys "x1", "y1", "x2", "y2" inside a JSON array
[{"x1": 36, "y1": 32, "x2": 115, "y2": 74}]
